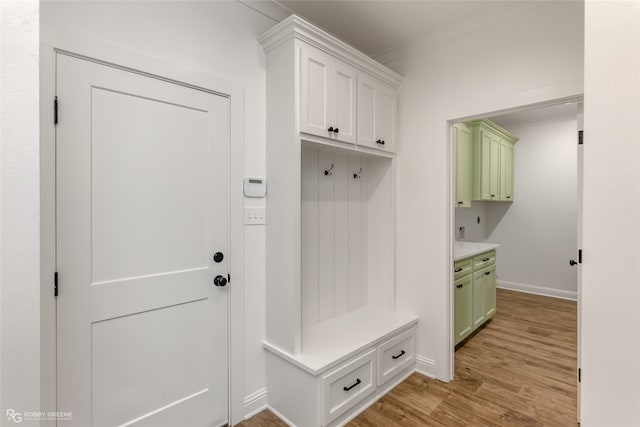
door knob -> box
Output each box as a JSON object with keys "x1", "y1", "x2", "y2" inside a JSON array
[
  {"x1": 569, "y1": 259, "x2": 578, "y2": 266},
  {"x1": 213, "y1": 275, "x2": 228, "y2": 287}
]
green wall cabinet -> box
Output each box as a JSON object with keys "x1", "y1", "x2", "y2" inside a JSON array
[
  {"x1": 468, "y1": 119, "x2": 518, "y2": 202},
  {"x1": 454, "y1": 123, "x2": 473, "y2": 208},
  {"x1": 454, "y1": 249, "x2": 497, "y2": 346}
]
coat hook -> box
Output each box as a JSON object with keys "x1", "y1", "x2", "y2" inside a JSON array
[
  {"x1": 324, "y1": 163, "x2": 334, "y2": 176},
  {"x1": 353, "y1": 168, "x2": 363, "y2": 179}
]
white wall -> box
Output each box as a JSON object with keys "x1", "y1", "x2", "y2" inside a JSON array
[
  {"x1": 40, "y1": 1, "x2": 275, "y2": 421},
  {"x1": 454, "y1": 203, "x2": 488, "y2": 242},
  {"x1": 386, "y1": 0, "x2": 584, "y2": 380},
  {"x1": 0, "y1": 1, "x2": 41, "y2": 425},
  {"x1": 582, "y1": 1, "x2": 640, "y2": 425},
  {"x1": 485, "y1": 110, "x2": 578, "y2": 298}
]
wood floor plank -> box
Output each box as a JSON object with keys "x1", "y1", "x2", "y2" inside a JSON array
[{"x1": 240, "y1": 289, "x2": 577, "y2": 426}]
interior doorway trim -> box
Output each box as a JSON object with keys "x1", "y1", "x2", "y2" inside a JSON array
[
  {"x1": 444, "y1": 94, "x2": 584, "y2": 382},
  {"x1": 40, "y1": 29, "x2": 247, "y2": 425}
]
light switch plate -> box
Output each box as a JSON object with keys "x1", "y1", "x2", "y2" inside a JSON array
[{"x1": 244, "y1": 207, "x2": 266, "y2": 225}]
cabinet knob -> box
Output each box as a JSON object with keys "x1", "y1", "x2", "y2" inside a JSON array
[
  {"x1": 333, "y1": 128, "x2": 339, "y2": 134},
  {"x1": 484, "y1": 271, "x2": 491, "y2": 276},
  {"x1": 490, "y1": 194, "x2": 496, "y2": 197},
  {"x1": 457, "y1": 201, "x2": 463, "y2": 205},
  {"x1": 376, "y1": 139, "x2": 385, "y2": 145},
  {"x1": 328, "y1": 126, "x2": 334, "y2": 132}
]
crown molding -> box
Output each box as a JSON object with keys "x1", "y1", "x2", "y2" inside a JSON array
[
  {"x1": 467, "y1": 119, "x2": 520, "y2": 143},
  {"x1": 258, "y1": 14, "x2": 403, "y2": 88}
]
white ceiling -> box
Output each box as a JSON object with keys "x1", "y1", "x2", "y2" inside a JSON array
[{"x1": 264, "y1": 0, "x2": 545, "y2": 58}]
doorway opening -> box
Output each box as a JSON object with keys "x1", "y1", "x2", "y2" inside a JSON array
[{"x1": 450, "y1": 100, "x2": 583, "y2": 424}]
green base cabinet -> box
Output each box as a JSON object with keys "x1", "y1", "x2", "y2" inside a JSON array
[
  {"x1": 454, "y1": 250, "x2": 497, "y2": 346},
  {"x1": 467, "y1": 119, "x2": 518, "y2": 202},
  {"x1": 454, "y1": 273, "x2": 473, "y2": 344}
]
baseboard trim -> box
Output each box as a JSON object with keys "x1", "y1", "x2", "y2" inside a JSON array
[
  {"x1": 243, "y1": 387, "x2": 268, "y2": 420},
  {"x1": 415, "y1": 355, "x2": 437, "y2": 379},
  {"x1": 266, "y1": 404, "x2": 296, "y2": 427},
  {"x1": 497, "y1": 280, "x2": 577, "y2": 301}
]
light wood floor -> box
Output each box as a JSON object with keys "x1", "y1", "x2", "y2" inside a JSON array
[{"x1": 238, "y1": 289, "x2": 577, "y2": 427}]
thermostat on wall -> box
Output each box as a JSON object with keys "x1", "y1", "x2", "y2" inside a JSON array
[{"x1": 243, "y1": 177, "x2": 266, "y2": 198}]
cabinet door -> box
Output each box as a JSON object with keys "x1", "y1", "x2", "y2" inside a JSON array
[
  {"x1": 478, "y1": 130, "x2": 500, "y2": 201},
  {"x1": 472, "y1": 269, "x2": 486, "y2": 330},
  {"x1": 483, "y1": 266, "x2": 497, "y2": 319},
  {"x1": 500, "y1": 140, "x2": 514, "y2": 201},
  {"x1": 375, "y1": 85, "x2": 396, "y2": 152},
  {"x1": 455, "y1": 123, "x2": 473, "y2": 208},
  {"x1": 454, "y1": 274, "x2": 473, "y2": 345},
  {"x1": 488, "y1": 133, "x2": 501, "y2": 200},
  {"x1": 300, "y1": 45, "x2": 356, "y2": 144},
  {"x1": 357, "y1": 74, "x2": 396, "y2": 152},
  {"x1": 332, "y1": 61, "x2": 357, "y2": 144},
  {"x1": 300, "y1": 45, "x2": 331, "y2": 138}
]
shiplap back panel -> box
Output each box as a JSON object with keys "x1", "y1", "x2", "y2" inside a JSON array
[
  {"x1": 301, "y1": 147, "x2": 320, "y2": 328},
  {"x1": 301, "y1": 145, "x2": 368, "y2": 328}
]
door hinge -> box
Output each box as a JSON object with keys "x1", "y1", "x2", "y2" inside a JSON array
[
  {"x1": 578, "y1": 249, "x2": 582, "y2": 264},
  {"x1": 578, "y1": 368, "x2": 581, "y2": 382},
  {"x1": 54, "y1": 96, "x2": 59, "y2": 125},
  {"x1": 227, "y1": 273, "x2": 231, "y2": 283},
  {"x1": 54, "y1": 271, "x2": 59, "y2": 297},
  {"x1": 578, "y1": 130, "x2": 583, "y2": 145}
]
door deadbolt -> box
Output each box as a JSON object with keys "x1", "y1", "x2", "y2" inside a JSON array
[{"x1": 213, "y1": 252, "x2": 224, "y2": 263}]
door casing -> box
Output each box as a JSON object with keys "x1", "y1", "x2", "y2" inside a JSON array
[
  {"x1": 445, "y1": 94, "x2": 584, "y2": 382},
  {"x1": 40, "y1": 29, "x2": 246, "y2": 425}
]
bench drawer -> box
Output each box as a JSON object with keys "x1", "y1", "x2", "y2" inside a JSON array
[
  {"x1": 377, "y1": 328, "x2": 416, "y2": 386},
  {"x1": 321, "y1": 349, "x2": 376, "y2": 425}
]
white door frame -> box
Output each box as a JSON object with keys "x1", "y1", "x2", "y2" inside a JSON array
[
  {"x1": 40, "y1": 29, "x2": 246, "y2": 425},
  {"x1": 444, "y1": 94, "x2": 584, "y2": 382}
]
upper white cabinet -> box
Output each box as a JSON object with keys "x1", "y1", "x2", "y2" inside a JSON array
[
  {"x1": 357, "y1": 73, "x2": 397, "y2": 152},
  {"x1": 300, "y1": 45, "x2": 357, "y2": 144},
  {"x1": 262, "y1": 15, "x2": 400, "y2": 156}
]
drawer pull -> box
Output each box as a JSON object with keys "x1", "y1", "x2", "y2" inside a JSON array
[
  {"x1": 392, "y1": 350, "x2": 406, "y2": 360},
  {"x1": 482, "y1": 258, "x2": 490, "y2": 262},
  {"x1": 485, "y1": 271, "x2": 491, "y2": 275},
  {"x1": 343, "y1": 378, "x2": 361, "y2": 392},
  {"x1": 455, "y1": 268, "x2": 463, "y2": 272},
  {"x1": 456, "y1": 284, "x2": 463, "y2": 289}
]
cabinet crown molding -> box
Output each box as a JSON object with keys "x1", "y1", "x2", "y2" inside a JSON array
[
  {"x1": 466, "y1": 119, "x2": 519, "y2": 143},
  {"x1": 258, "y1": 14, "x2": 403, "y2": 88}
]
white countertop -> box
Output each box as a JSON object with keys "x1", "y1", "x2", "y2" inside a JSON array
[{"x1": 454, "y1": 241, "x2": 500, "y2": 261}]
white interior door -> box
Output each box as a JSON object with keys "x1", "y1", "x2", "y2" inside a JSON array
[
  {"x1": 576, "y1": 103, "x2": 584, "y2": 423},
  {"x1": 56, "y1": 53, "x2": 229, "y2": 427}
]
